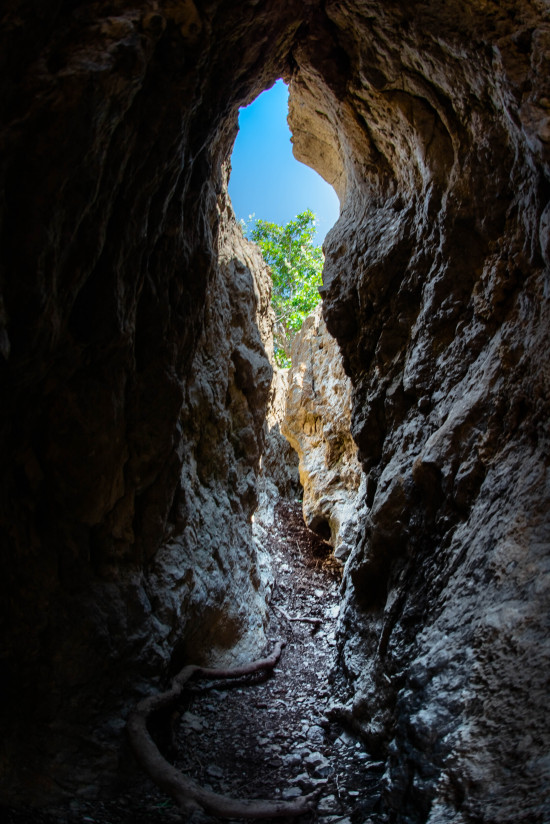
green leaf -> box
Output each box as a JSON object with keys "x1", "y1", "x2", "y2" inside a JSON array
[{"x1": 246, "y1": 210, "x2": 323, "y2": 366}]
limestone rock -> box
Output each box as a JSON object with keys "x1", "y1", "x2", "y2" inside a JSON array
[
  {"x1": 146, "y1": 194, "x2": 274, "y2": 669},
  {"x1": 290, "y1": 3, "x2": 550, "y2": 822},
  {"x1": 258, "y1": 366, "x2": 301, "y2": 515},
  {"x1": 0, "y1": 1, "x2": 549, "y2": 821},
  {"x1": 282, "y1": 306, "x2": 365, "y2": 560},
  {"x1": 253, "y1": 284, "x2": 300, "y2": 537}
]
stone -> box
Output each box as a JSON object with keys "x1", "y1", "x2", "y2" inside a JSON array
[
  {"x1": 181, "y1": 712, "x2": 204, "y2": 733},
  {"x1": 282, "y1": 787, "x2": 303, "y2": 800},
  {"x1": 304, "y1": 751, "x2": 325, "y2": 768},
  {"x1": 337, "y1": 731, "x2": 356, "y2": 748},
  {"x1": 304, "y1": 751, "x2": 332, "y2": 778},
  {"x1": 317, "y1": 795, "x2": 338, "y2": 814},
  {"x1": 290, "y1": 772, "x2": 321, "y2": 792},
  {"x1": 0, "y1": 2, "x2": 549, "y2": 822},
  {"x1": 282, "y1": 306, "x2": 366, "y2": 561},
  {"x1": 307, "y1": 724, "x2": 325, "y2": 744}
]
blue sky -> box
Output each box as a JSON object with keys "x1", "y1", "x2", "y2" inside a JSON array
[{"x1": 228, "y1": 79, "x2": 340, "y2": 246}]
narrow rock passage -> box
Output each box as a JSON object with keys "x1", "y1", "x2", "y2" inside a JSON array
[
  {"x1": 174, "y1": 500, "x2": 384, "y2": 823},
  {"x1": 2, "y1": 502, "x2": 384, "y2": 824}
]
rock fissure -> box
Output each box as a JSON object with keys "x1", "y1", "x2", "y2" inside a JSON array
[{"x1": 1, "y1": 1, "x2": 549, "y2": 822}]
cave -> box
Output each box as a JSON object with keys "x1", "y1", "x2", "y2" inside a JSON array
[
  {"x1": 309, "y1": 515, "x2": 332, "y2": 543},
  {"x1": 1, "y1": 2, "x2": 549, "y2": 823}
]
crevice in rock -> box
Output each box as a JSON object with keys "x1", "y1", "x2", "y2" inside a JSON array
[{"x1": 1, "y1": 2, "x2": 549, "y2": 823}]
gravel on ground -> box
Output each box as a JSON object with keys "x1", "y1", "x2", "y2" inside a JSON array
[{"x1": 2, "y1": 501, "x2": 384, "y2": 824}]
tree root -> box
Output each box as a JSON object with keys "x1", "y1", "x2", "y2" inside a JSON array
[
  {"x1": 127, "y1": 640, "x2": 322, "y2": 819},
  {"x1": 273, "y1": 604, "x2": 321, "y2": 629}
]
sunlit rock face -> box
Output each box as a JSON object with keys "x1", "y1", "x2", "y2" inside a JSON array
[
  {"x1": 282, "y1": 306, "x2": 365, "y2": 560},
  {"x1": 257, "y1": 365, "x2": 301, "y2": 510},
  {"x1": 0, "y1": 0, "x2": 549, "y2": 820}
]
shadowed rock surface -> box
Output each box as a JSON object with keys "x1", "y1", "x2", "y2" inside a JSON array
[
  {"x1": 0, "y1": 1, "x2": 549, "y2": 822},
  {"x1": 290, "y1": 5, "x2": 550, "y2": 822}
]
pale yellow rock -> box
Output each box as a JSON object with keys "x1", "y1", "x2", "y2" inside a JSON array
[{"x1": 282, "y1": 306, "x2": 364, "y2": 560}]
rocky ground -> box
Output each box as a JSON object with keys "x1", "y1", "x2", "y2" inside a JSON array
[{"x1": 2, "y1": 501, "x2": 384, "y2": 824}]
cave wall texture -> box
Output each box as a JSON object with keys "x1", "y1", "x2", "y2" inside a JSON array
[
  {"x1": 282, "y1": 305, "x2": 366, "y2": 561},
  {"x1": 0, "y1": 1, "x2": 549, "y2": 822}
]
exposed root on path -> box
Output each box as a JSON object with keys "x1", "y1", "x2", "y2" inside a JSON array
[
  {"x1": 272, "y1": 604, "x2": 322, "y2": 629},
  {"x1": 127, "y1": 641, "x2": 321, "y2": 819}
]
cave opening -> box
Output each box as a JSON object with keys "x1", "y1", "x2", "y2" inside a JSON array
[
  {"x1": 225, "y1": 77, "x2": 359, "y2": 571},
  {"x1": 0, "y1": 1, "x2": 549, "y2": 822},
  {"x1": 228, "y1": 77, "x2": 340, "y2": 246}
]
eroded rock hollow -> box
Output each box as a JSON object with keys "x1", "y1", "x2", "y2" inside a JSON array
[
  {"x1": 1, "y1": 1, "x2": 549, "y2": 822},
  {"x1": 282, "y1": 305, "x2": 365, "y2": 561}
]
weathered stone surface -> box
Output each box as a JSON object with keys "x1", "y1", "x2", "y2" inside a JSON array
[
  {"x1": 0, "y1": 1, "x2": 548, "y2": 821},
  {"x1": 289, "y1": 3, "x2": 550, "y2": 822},
  {"x1": 0, "y1": 0, "x2": 292, "y2": 790},
  {"x1": 259, "y1": 366, "x2": 301, "y2": 506},
  {"x1": 253, "y1": 280, "x2": 300, "y2": 533},
  {"x1": 146, "y1": 193, "x2": 274, "y2": 668},
  {"x1": 282, "y1": 306, "x2": 365, "y2": 560}
]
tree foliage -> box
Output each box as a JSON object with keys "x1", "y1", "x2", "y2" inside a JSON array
[{"x1": 246, "y1": 209, "x2": 324, "y2": 367}]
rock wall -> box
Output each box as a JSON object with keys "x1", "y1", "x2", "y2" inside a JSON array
[
  {"x1": 259, "y1": 366, "x2": 301, "y2": 507},
  {"x1": 0, "y1": 1, "x2": 549, "y2": 821},
  {"x1": 0, "y1": 1, "x2": 299, "y2": 798},
  {"x1": 289, "y1": 3, "x2": 550, "y2": 822},
  {"x1": 282, "y1": 306, "x2": 365, "y2": 560},
  {"x1": 148, "y1": 191, "x2": 274, "y2": 669}
]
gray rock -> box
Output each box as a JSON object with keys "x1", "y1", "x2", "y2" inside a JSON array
[
  {"x1": 317, "y1": 794, "x2": 338, "y2": 814},
  {"x1": 304, "y1": 751, "x2": 333, "y2": 778},
  {"x1": 291, "y1": 772, "x2": 328, "y2": 792},
  {"x1": 307, "y1": 724, "x2": 325, "y2": 744},
  {"x1": 304, "y1": 751, "x2": 326, "y2": 768},
  {"x1": 181, "y1": 712, "x2": 204, "y2": 733},
  {"x1": 337, "y1": 731, "x2": 356, "y2": 747},
  {"x1": 282, "y1": 787, "x2": 303, "y2": 799}
]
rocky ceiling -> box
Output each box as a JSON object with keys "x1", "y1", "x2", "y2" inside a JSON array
[{"x1": 0, "y1": 1, "x2": 549, "y2": 821}]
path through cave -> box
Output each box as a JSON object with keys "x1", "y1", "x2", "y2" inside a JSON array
[
  {"x1": 3, "y1": 501, "x2": 381, "y2": 824},
  {"x1": 1, "y1": 2, "x2": 549, "y2": 822}
]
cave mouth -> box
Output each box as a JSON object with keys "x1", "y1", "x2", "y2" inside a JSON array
[
  {"x1": 1, "y1": 0, "x2": 548, "y2": 819},
  {"x1": 228, "y1": 77, "x2": 340, "y2": 246},
  {"x1": 226, "y1": 76, "x2": 356, "y2": 568}
]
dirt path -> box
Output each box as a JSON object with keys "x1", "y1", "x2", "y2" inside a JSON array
[
  {"x1": 2, "y1": 501, "x2": 384, "y2": 824},
  {"x1": 171, "y1": 500, "x2": 384, "y2": 823}
]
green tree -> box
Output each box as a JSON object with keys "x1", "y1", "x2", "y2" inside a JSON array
[{"x1": 246, "y1": 209, "x2": 324, "y2": 368}]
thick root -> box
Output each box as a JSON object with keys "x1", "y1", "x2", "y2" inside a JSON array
[{"x1": 127, "y1": 641, "x2": 321, "y2": 818}]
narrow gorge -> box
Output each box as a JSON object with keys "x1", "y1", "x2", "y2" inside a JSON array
[{"x1": 0, "y1": 2, "x2": 549, "y2": 823}]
